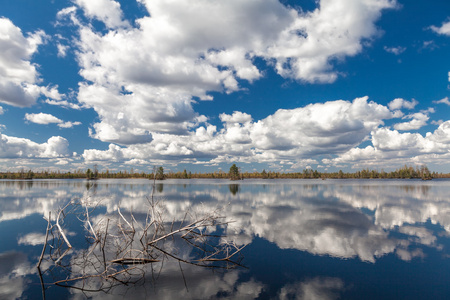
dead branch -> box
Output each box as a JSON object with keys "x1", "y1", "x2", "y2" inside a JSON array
[
  {"x1": 37, "y1": 180, "x2": 246, "y2": 294},
  {"x1": 56, "y1": 202, "x2": 72, "y2": 249},
  {"x1": 110, "y1": 258, "x2": 160, "y2": 265},
  {"x1": 37, "y1": 211, "x2": 51, "y2": 268}
]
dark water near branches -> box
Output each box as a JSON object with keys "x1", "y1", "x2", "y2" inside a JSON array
[{"x1": 2, "y1": 178, "x2": 450, "y2": 299}]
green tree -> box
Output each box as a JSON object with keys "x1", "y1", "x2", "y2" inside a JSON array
[
  {"x1": 155, "y1": 166, "x2": 165, "y2": 180},
  {"x1": 229, "y1": 164, "x2": 240, "y2": 180},
  {"x1": 261, "y1": 169, "x2": 267, "y2": 179}
]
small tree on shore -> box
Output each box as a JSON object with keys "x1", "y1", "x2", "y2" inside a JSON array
[
  {"x1": 155, "y1": 166, "x2": 165, "y2": 180},
  {"x1": 229, "y1": 164, "x2": 240, "y2": 180}
]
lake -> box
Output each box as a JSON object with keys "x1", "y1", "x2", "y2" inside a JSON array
[{"x1": 1, "y1": 178, "x2": 450, "y2": 299}]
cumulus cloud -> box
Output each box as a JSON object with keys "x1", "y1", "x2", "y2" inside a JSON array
[
  {"x1": 0, "y1": 106, "x2": 3, "y2": 115},
  {"x1": 263, "y1": 0, "x2": 397, "y2": 83},
  {"x1": 25, "y1": 113, "x2": 61, "y2": 125},
  {"x1": 388, "y1": 98, "x2": 418, "y2": 110},
  {"x1": 59, "y1": 0, "x2": 396, "y2": 145},
  {"x1": 0, "y1": 134, "x2": 71, "y2": 158},
  {"x1": 430, "y1": 20, "x2": 450, "y2": 36},
  {"x1": 83, "y1": 96, "x2": 397, "y2": 164},
  {"x1": 0, "y1": 18, "x2": 62, "y2": 107},
  {"x1": 393, "y1": 112, "x2": 429, "y2": 131},
  {"x1": 220, "y1": 111, "x2": 253, "y2": 124},
  {"x1": 74, "y1": 0, "x2": 130, "y2": 29},
  {"x1": 325, "y1": 122, "x2": 450, "y2": 168},
  {"x1": 24, "y1": 113, "x2": 81, "y2": 128}
]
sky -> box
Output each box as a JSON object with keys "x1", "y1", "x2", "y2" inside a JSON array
[{"x1": 0, "y1": 0, "x2": 450, "y2": 174}]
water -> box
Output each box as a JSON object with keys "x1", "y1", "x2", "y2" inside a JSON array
[{"x1": 1, "y1": 178, "x2": 450, "y2": 299}]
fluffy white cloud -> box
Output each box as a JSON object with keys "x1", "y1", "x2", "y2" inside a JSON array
[
  {"x1": 430, "y1": 20, "x2": 450, "y2": 36},
  {"x1": 74, "y1": 0, "x2": 130, "y2": 29},
  {"x1": 82, "y1": 143, "x2": 124, "y2": 162},
  {"x1": 0, "y1": 18, "x2": 61, "y2": 107},
  {"x1": 429, "y1": 121, "x2": 450, "y2": 144},
  {"x1": 0, "y1": 106, "x2": 3, "y2": 115},
  {"x1": 25, "y1": 113, "x2": 61, "y2": 125},
  {"x1": 0, "y1": 134, "x2": 71, "y2": 158},
  {"x1": 325, "y1": 122, "x2": 450, "y2": 168},
  {"x1": 62, "y1": 0, "x2": 396, "y2": 145},
  {"x1": 220, "y1": 112, "x2": 253, "y2": 124},
  {"x1": 393, "y1": 112, "x2": 429, "y2": 131},
  {"x1": 262, "y1": 0, "x2": 397, "y2": 83},
  {"x1": 83, "y1": 96, "x2": 397, "y2": 164},
  {"x1": 388, "y1": 98, "x2": 418, "y2": 110},
  {"x1": 24, "y1": 113, "x2": 81, "y2": 128}
]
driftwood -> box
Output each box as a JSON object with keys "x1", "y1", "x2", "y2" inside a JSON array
[{"x1": 37, "y1": 175, "x2": 245, "y2": 295}]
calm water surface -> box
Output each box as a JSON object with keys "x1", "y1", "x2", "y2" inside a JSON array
[{"x1": 1, "y1": 178, "x2": 450, "y2": 299}]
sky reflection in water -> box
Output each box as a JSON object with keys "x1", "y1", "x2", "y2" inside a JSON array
[{"x1": 1, "y1": 179, "x2": 450, "y2": 299}]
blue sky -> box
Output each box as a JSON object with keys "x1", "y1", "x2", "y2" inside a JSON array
[{"x1": 0, "y1": 0, "x2": 450, "y2": 173}]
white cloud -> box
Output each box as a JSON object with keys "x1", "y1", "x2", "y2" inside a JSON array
[
  {"x1": 279, "y1": 278, "x2": 345, "y2": 300},
  {"x1": 25, "y1": 113, "x2": 62, "y2": 125},
  {"x1": 262, "y1": 0, "x2": 397, "y2": 83},
  {"x1": 325, "y1": 122, "x2": 450, "y2": 168},
  {"x1": 0, "y1": 106, "x2": 3, "y2": 115},
  {"x1": 388, "y1": 98, "x2": 418, "y2": 110},
  {"x1": 434, "y1": 97, "x2": 450, "y2": 106},
  {"x1": 393, "y1": 112, "x2": 429, "y2": 131},
  {"x1": 82, "y1": 144, "x2": 125, "y2": 162},
  {"x1": 422, "y1": 40, "x2": 438, "y2": 51},
  {"x1": 83, "y1": 96, "x2": 396, "y2": 164},
  {"x1": 384, "y1": 46, "x2": 406, "y2": 55},
  {"x1": 24, "y1": 113, "x2": 81, "y2": 128},
  {"x1": 220, "y1": 111, "x2": 253, "y2": 124},
  {"x1": 432, "y1": 120, "x2": 444, "y2": 126},
  {"x1": 74, "y1": 0, "x2": 130, "y2": 29},
  {"x1": 0, "y1": 134, "x2": 71, "y2": 158},
  {"x1": 429, "y1": 121, "x2": 450, "y2": 144},
  {"x1": 58, "y1": 121, "x2": 81, "y2": 128},
  {"x1": 61, "y1": 0, "x2": 396, "y2": 145},
  {"x1": 0, "y1": 18, "x2": 61, "y2": 107},
  {"x1": 17, "y1": 233, "x2": 46, "y2": 246},
  {"x1": 430, "y1": 20, "x2": 450, "y2": 36},
  {"x1": 56, "y1": 43, "x2": 69, "y2": 58},
  {"x1": 45, "y1": 99, "x2": 82, "y2": 110}
]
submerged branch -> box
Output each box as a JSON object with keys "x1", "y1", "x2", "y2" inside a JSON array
[{"x1": 37, "y1": 182, "x2": 246, "y2": 294}]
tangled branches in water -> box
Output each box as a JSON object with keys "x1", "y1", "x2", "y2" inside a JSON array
[{"x1": 37, "y1": 182, "x2": 245, "y2": 294}]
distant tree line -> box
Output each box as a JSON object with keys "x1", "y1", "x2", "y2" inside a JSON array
[{"x1": 0, "y1": 164, "x2": 448, "y2": 180}]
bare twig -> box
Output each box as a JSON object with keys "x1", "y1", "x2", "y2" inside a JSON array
[
  {"x1": 56, "y1": 202, "x2": 72, "y2": 249},
  {"x1": 85, "y1": 206, "x2": 98, "y2": 241},
  {"x1": 117, "y1": 206, "x2": 134, "y2": 232},
  {"x1": 37, "y1": 211, "x2": 51, "y2": 268}
]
